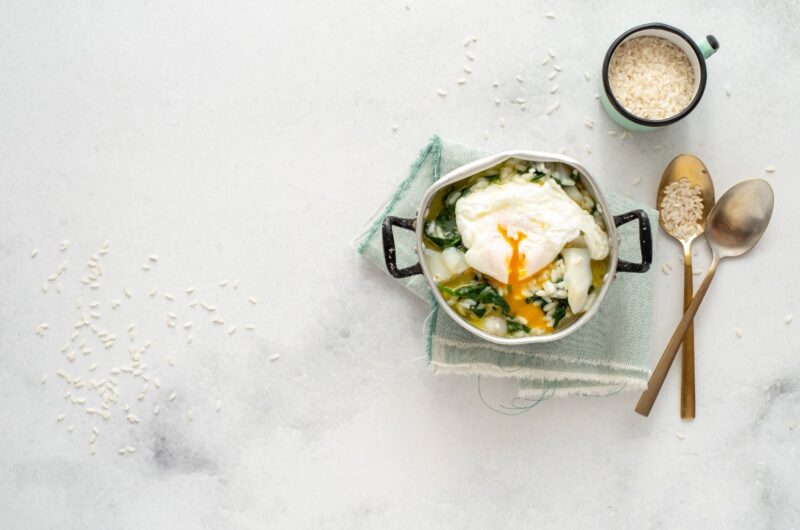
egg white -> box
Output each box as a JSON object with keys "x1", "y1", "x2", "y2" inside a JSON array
[{"x1": 455, "y1": 179, "x2": 609, "y2": 284}]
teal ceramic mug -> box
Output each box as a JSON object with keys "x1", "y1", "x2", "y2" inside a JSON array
[{"x1": 600, "y1": 22, "x2": 719, "y2": 131}]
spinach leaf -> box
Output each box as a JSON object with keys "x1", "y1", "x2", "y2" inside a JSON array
[
  {"x1": 530, "y1": 170, "x2": 547, "y2": 181},
  {"x1": 525, "y1": 295, "x2": 548, "y2": 307},
  {"x1": 470, "y1": 305, "x2": 487, "y2": 318},
  {"x1": 551, "y1": 299, "x2": 569, "y2": 327},
  {"x1": 425, "y1": 189, "x2": 465, "y2": 249},
  {"x1": 453, "y1": 284, "x2": 486, "y2": 298},
  {"x1": 426, "y1": 230, "x2": 462, "y2": 249},
  {"x1": 474, "y1": 286, "x2": 510, "y2": 314},
  {"x1": 507, "y1": 319, "x2": 531, "y2": 333},
  {"x1": 453, "y1": 283, "x2": 510, "y2": 315},
  {"x1": 438, "y1": 285, "x2": 456, "y2": 296}
]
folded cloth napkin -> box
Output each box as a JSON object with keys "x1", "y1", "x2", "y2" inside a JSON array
[{"x1": 355, "y1": 136, "x2": 657, "y2": 398}]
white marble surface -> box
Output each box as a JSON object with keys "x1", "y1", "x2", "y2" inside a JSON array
[{"x1": 1, "y1": 1, "x2": 799, "y2": 528}]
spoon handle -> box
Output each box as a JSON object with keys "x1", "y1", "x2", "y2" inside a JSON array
[
  {"x1": 636, "y1": 256, "x2": 720, "y2": 417},
  {"x1": 680, "y1": 244, "x2": 696, "y2": 419}
]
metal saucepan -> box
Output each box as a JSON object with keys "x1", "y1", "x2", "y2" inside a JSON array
[{"x1": 381, "y1": 150, "x2": 653, "y2": 345}]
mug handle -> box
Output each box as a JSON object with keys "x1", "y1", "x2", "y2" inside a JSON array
[
  {"x1": 698, "y1": 35, "x2": 719, "y2": 60},
  {"x1": 613, "y1": 210, "x2": 653, "y2": 273},
  {"x1": 382, "y1": 216, "x2": 423, "y2": 278}
]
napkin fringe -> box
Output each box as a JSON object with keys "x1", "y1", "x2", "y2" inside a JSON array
[{"x1": 429, "y1": 360, "x2": 647, "y2": 394}]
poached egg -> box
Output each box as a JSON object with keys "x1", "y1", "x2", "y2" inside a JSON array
[{"x1": 455, "y1": 179, "x2": 609, "y2": 285}]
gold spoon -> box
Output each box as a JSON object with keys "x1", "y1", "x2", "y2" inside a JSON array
[
  {"x1": 656, "y1": 155, "x2": 715, "y2": 419},
  {"x1": 637, "y1": 179, "x2": 774, "y2": 417}
]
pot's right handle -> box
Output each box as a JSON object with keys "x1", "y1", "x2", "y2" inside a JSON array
[
  {"x1": 382, "y1": 216, "x2": 423, "y2": 279},
  {"x1": 613, "y1": 210, "x2": 653, "y2": 273}
]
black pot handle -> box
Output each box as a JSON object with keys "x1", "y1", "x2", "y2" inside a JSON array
[
  {"x1": 382, "y1": 216, "x2": 423, "y2": 279},
  {"x1": 613, "y1": 210, "x2": 653, "y2": 273}
]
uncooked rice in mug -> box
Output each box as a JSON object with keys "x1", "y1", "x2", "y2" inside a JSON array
[{"x1": 608, "y1": 36, "x2": 695, "y2": 120}]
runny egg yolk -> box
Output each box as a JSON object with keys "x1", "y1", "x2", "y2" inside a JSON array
[{"x1": 494, "y1": 225, "x2": 551, "y2": 331}]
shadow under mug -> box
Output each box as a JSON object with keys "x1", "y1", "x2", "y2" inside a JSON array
[{"x1": 600, "y1": 22, "x2": 719, "y2": 131}]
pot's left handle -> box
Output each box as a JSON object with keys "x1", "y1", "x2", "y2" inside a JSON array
[
  {"x1": 382, "y1": 216, "x2": 424, "y2": 278},
  {"x1": 613, "y1": 210, "x2": 653, "y2": 273}
]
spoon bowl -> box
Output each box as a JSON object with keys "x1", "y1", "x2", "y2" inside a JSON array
[
  {"x1": 706, "y1": 179, "x2": 774, "y2": 259},
  {"x1": 636, "y1": 178, "x2": 774, "y2": 417},
  {"x1": 657, "y1": 155, "x2": 716, "y2": 242}
]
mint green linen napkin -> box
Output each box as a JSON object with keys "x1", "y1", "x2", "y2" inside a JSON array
[{"x1": 356, "y1": 136, "x2": 657, "y2": 398}]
